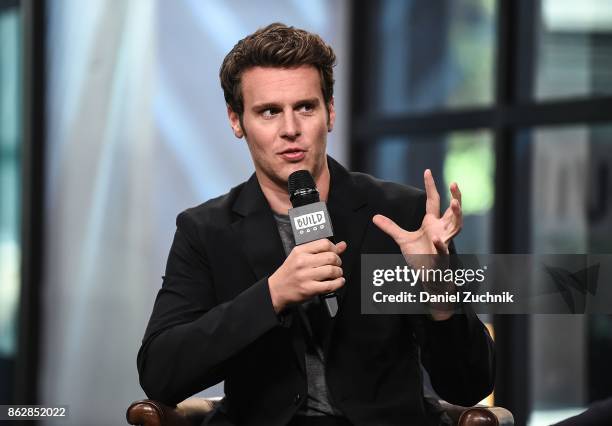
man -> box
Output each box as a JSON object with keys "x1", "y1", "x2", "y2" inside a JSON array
[{"x1": 138, "y1": 23, "x2": 494, "y2": 426}]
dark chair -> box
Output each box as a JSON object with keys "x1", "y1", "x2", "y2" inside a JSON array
[{"x1": 126, "y1": 397, "x2": 514, "y2": 426}]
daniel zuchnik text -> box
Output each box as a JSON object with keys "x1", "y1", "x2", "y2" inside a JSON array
[
  {"x1": 371, "y1": 265, "x2": 516, "y2": 305},
  {"x1": 372, "y1": 291, "x2": 515, "y2": 303}
]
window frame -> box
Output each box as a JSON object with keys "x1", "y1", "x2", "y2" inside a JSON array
[{"x1": 11, "y1": 0, "x2": 45, "y2": 408}]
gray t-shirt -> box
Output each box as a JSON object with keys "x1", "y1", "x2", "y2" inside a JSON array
[{"x1": 273, "y1": 213, "x2": 344, "y2": 417}]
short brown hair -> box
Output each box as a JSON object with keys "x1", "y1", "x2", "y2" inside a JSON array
[{"x1": 219, "y1": 23, "x2": 336, "y2": 117}]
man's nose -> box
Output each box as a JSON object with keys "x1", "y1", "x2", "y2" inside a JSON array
[{"x1": 280, "y1": 111, "x2": 301, "y2": 140}]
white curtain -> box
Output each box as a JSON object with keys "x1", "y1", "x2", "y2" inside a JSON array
[{"x1": 41, "y1": 1, "x2": 349, "y2": 424}]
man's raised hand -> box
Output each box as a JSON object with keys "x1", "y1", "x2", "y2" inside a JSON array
[{"x1": 372, "y1": 169, "x2": 463, "y2": 257}]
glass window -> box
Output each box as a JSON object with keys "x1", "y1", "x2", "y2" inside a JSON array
[
  {"x1": 371, "y1": 0, "x2": 497, "y2": 114},
  {"x1": 521, "y1": 124, "x2": 612, "y2": 254},
  {"x1": 534, "y1": 0, "x2": 612, "y2": 100},
  {"x1": 515, "y1": 124, "x2": 612, "y2": 425},
  {"x1": 0, "y1": 4, "x2": 22, "y2": 403},
  {"x1": 353, "y1": 1, "x2": 612, "y2": 422},
  {"x1": 366, "y1": 130, "x2": 494, "y2": 253}
]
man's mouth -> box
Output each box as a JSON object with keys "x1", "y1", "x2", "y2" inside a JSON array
[{"x1": 279, "y1": 148, "x2": 306, "y2": 162}]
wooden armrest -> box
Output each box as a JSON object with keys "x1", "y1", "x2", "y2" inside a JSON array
[
  {"x1": 127, "y1": 398, "x2": 512, "y2": 426},
  {"x1": 439, "y1": 401, "x2": 514, "y2": 426},
  {"x1": 126, "y1": 398, "x2": 218, "y2": 426},
  {"x1": 458, "y1": 406, "x2": 514, "y2": 426}
]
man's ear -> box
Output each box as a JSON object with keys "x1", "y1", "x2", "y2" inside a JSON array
[
  {"x1": 227, "y1": 105, "x2": 244, "y2": 139},
  {"x1": 327, "y1": 97, "x2": 336, "y2": 133}
]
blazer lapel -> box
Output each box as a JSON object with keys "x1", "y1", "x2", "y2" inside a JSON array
[
  {"x1": 322, "y1": 157, "x2": 370, "y2": 353},
  {"x1": 326, "y1": 157, "x2": 370, "y2": 306},
  {"x1": 231, "y1": 174, "x2": 286, "y2": 282},
  {"x1": 231, "y1": 174, "x2": 306, "y2": 374}
]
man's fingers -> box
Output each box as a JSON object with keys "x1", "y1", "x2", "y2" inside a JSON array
[
  {"x1": 335, "y1": 240, "x2": 348, "y2": 254},
  {"x1": 424, "y1": 169, "x2": 441, "y2": 217},
  {"x1": 448, "y1": 199, "x2": 463, "y2": 236},
  {"x1": 441, "y1": 199, "x2": 462, "y2": 227},
  {"x1": 442, "y1": 198, "x2": 461, "y2": 219},
  {"x1": 432, "y1": 237, "x2": 449, "y2": 255},
  {"x1": 450, "y1": 182, "x2": 462, "y2": 207},
  {"x1": 451, "y1": 199, "x2": 462, "y2": 221},
  {"x1": 300, "y1": 238, "x2": 338, "y2": 254},
  {"x1": 313, "y1": 277, "x2": 345, "y2": 294},
  {"x1": 309, "y1": 252, "x2": 342, "y2": 268},
  {"x1": 312, "y1": 265, "x2": 344, "y2": 281},
  {"x1": 372, "y1": 214, "x2": 405, "y2": 242}
]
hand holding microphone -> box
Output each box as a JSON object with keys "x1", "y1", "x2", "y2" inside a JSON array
[
  {"x1": 268, "y1": 170, "x2": 345, "y2": 317},
  {"x1": 268, "y1": 239, "x2": 346, "y2": 315}
]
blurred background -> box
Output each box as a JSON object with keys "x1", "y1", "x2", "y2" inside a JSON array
[{"x1": 1, "y1": 0, "x2": 611, "y2": 425}]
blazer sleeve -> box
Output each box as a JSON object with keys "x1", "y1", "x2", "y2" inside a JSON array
[
  {"x1": 137, "y1": 211, "x2": 281, "y2": 405},
  {"x1": 412, "y1": 192, "x2": 495, "y2": 406},
  {"x1": 419, "y1": 306, "x2": 496, "y2": 406}
]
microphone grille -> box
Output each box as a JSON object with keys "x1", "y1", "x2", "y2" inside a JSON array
[
  {"x1": 288, "y1": 170, "x2": 316, "y2": 193},
  {"x1": 288, "y1": 170, "x2": 320, "y2": 207}
]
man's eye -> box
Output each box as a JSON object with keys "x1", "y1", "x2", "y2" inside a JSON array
[
  {"x1": 261, "y1": 108, "x2": 279, "y2": 118},
  {"x1": 298, "y1": 104, "x2": 314, "y2": 113}
]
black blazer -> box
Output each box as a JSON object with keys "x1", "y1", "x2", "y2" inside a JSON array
[{"x1": 138, "y1": 157, "x2": 495, "y2": 426}]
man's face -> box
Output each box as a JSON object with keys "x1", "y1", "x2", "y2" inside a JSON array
[{"x1": 228, "y1": 65, "x2": 335, "y2": 190}]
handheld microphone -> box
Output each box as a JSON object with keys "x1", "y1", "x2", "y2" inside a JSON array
[{"x1": 287, "y1": 170, "x2": 339, "y2": 318}]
